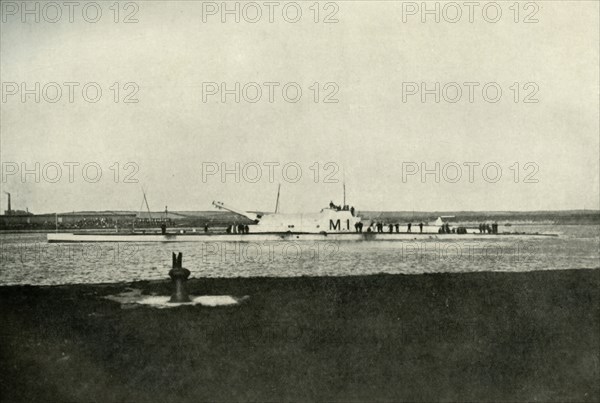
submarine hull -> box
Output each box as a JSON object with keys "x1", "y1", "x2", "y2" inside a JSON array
[{"x1": 47, "y1": 232, "x2": 557, "y2": 243}]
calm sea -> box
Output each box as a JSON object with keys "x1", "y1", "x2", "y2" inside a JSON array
[{"x1": 1, "y1": 225, "x2": 598, "y2": 286}]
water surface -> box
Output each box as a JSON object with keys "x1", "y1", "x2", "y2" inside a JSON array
[{"x1": 1, "y1": 225, "x2": 598, "y2": 286}]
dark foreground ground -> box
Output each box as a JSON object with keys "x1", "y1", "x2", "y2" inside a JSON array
[{"x1": 1, "y1": 269, "x2": 598, "y2": 402}]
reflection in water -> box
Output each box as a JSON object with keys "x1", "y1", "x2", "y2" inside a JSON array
[{"x1": 1, "y1": 225, "x2": 598, "y2": 286}]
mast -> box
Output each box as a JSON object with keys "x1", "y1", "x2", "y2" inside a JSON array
[
  {"x1": 275, "y1": 184, "x2": 281, "y2": 213},
  {"x1": 212, "y1": 201, "x2": 261, "y2": 221},
  {"x1": 342, "y1": 169, "x2": 346, "y2": 206},
  {"x1": 141, "y1": 188, "x2": 152, "y2": 220}
]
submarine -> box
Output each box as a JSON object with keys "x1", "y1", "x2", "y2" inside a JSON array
[{"x1": 46, "y1": 199, "x2": 557, "y2": 243}]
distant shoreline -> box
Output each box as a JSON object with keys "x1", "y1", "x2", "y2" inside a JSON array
[{"x1": 2, "y1": 209, "x2": 599, "y2": 232}]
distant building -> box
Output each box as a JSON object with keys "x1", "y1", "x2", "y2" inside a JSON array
[{"x1": 3, "y1": 192, "x2": 33, "y2": 216}]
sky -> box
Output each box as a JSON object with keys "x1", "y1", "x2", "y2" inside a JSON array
[{"x1": 1, "y1": 0, "x2": 599, "y2": 214}]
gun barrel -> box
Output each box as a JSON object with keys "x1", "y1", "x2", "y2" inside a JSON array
[{"x1": 212, "y1": 201, "x2": 260, "y2": 222}]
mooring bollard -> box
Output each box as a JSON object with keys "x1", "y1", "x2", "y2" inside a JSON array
[{"x1": 169, "y1": 252, "x2": 191, "y2": 303}]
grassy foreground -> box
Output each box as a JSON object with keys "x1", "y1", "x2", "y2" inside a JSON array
[{"x1": 1, "y1": 269, "x2": 598, "y2": 402}]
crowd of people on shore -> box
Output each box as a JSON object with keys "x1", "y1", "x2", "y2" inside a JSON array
[
  {"x1": 438, "y1": 224, "x2": 468, "y2": 234},
  {"x1": 1, "y1": 217, "x2": 173, "y2": 231},
  {"x1": 479, "y1": 222, "x2": 499, "y2": 234}
]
